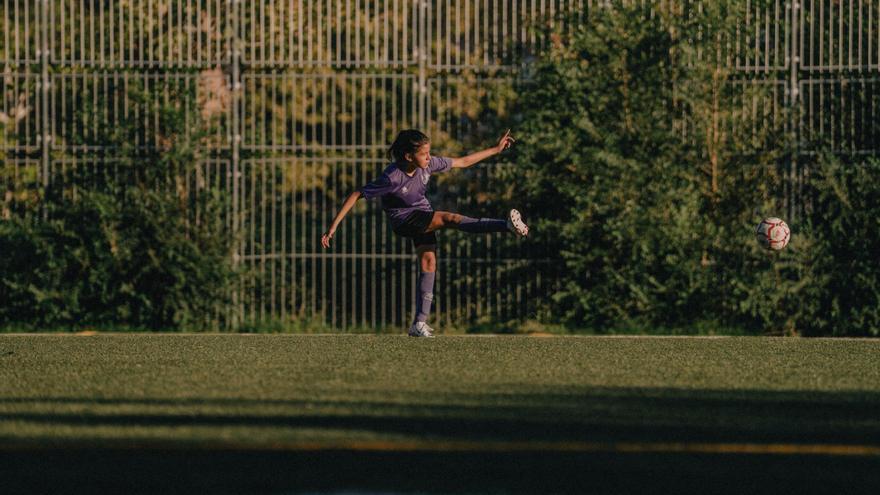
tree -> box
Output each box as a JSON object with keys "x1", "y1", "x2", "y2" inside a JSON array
[{"x1": 510, "y1": 1, "x2": 791, "y2": 333}]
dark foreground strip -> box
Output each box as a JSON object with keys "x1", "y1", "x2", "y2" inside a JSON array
[{"x1": 3, "y1": 443, "x2": 880, "y2": 494}]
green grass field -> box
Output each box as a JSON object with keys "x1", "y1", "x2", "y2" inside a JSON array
[{"x1": 2, "y1": 334, "x2": 880, "y2": 493}]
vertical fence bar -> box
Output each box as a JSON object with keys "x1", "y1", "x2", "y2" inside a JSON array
[
  {"x1": 419, "y1": 0, "x2": 428, "y2": 127},
  {"x1": 39, "y1": 0, "x2": 50, "y2": 219},
  {"x1": 790, "y1": 0, "x2": 801, "y2": 221},
  {"x1": 230, "y1": 0, "x2": 242, "y2": 328}
]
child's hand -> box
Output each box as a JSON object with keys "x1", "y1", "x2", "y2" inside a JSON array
[
  {"x1": 495, "y1": 129, "x2": 515, "y2": 153},
  {"x1": 321, "y1": 228, "x2": 335, "y2": 248}
]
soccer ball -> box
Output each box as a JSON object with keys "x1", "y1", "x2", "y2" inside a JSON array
[{"x1": 755, "y1": 217, "x2": 790, "y2": 250}]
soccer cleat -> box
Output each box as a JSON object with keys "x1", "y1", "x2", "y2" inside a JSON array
[
  {"x1": 507, "y1": 209, "x2": 529, "y2": 237},
  {"x1": 408, "y1": 321, "x2": 434, "y2": 337}
]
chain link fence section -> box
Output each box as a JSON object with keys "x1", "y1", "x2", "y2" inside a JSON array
[{"x1": 49, "y1": 0, "x2": 229, "y2": 68}]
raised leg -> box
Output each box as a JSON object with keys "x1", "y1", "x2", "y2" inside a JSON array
[{"x1": 425, "y1": 211, "x2": 509, "y2": 234}]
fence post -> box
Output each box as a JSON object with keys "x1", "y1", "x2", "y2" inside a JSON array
[
  {"x1": 39, "y1": 0, "x2": 51, "y2": 220},
  {"x1": 418, "y1": 0, "x2": 429, "y2": 129},
  {"x1": 229, "y1": 0, "x2": 243, "y2": 329},
  {"x1": 788, "y1": 0, "x2": 802, "y2": 221}
]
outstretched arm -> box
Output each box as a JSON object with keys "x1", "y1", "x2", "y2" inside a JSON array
[
  {"x1": 321, "y1": 191, "x2": 363, "y2": 248},
  {"x1": 451, "y1": 130, "x2": 515, "y2": 169}
]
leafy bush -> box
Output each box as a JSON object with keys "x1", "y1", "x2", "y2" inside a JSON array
[
  {"x1": 0, "y1": 81, "x2": 239, "y2": 331},
  {"x1": 791, "y1": 155, "x2": 880, "y2": 336},
  {"x1": 508, "y1": 1, "x2": 823, "y2": 334}
]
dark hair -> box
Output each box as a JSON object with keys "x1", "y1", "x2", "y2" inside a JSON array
[{"x1": 388, "y1": 129, "x2": 430, "y2": 162}]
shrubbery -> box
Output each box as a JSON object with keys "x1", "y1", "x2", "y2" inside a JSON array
[
  {"x1": 792, "y1": 155, "x2": 880, "y2": 336},
  {"x1": 0, "y1": 82, "x2": 239, "y2": 331},
  {"x1": 510, "y1": 1, "x2": 879, "y2": 336}
]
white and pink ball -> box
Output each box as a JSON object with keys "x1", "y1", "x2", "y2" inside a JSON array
[{"x1": 755, "y1": 217, "x2": 791, "y2": 251}]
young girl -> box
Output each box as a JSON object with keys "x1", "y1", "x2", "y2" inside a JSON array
[{"x1": 321, "y1": 129, "x2": 529, "y2": 337}]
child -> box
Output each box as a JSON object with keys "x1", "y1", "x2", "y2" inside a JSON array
[{"x1": 321, "y1": 129, "x2": 529, "y2": 337}]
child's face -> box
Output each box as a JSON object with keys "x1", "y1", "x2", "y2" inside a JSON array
[{"x1": 406, "y1": 143, "x2": 431, "y2": 169}]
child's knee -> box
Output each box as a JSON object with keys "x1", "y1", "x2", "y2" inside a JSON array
[
  {"x1": 444, "y1": 212, "x2": 463, "y2": 225},
  {"x1": 423, "y1": 257, "x2": 436, "y2": 272},
  {"x1": 419, "y1": 250, "x2": 437, "y2": 272}
]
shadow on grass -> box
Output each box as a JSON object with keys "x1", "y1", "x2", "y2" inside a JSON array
[
  {"x1": 3, "y1": 388, "x2": 880, "y2": 493},
  {"x1": 2, "y1": 387, "x2": 880, "y2": 444}
]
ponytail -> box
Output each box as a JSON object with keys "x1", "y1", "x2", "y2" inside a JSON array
[{"x1": 388, "y1": 129, "x2": 430, "y2": 162}]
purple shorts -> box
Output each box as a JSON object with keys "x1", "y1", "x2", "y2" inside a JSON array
[{"x1": 392, "y1": 210, "x2": 437, "y2": 248}]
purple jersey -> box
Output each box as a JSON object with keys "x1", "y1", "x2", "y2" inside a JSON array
[{"x1": 360, "y1": 156, "x2": 453, "y2": 227}]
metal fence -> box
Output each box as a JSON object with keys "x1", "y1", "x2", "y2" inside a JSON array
[{"x1": 1, "y1": 1, "x2": 877, "y2": 330}]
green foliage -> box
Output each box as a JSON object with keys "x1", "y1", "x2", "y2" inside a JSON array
[
  {"x1": 509, "y1": 1, "x2": 828, "y2": 334},
  {"x1": 790, "y1": 155, "x2": 880, "y2": 336},
  {"x1": 0, "y1": 81, "x2": 239, "y2": 331}
]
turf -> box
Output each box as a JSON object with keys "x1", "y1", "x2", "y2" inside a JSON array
[{"x1": 2, "y1": 334, "x2": 880, "y2": 493}]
